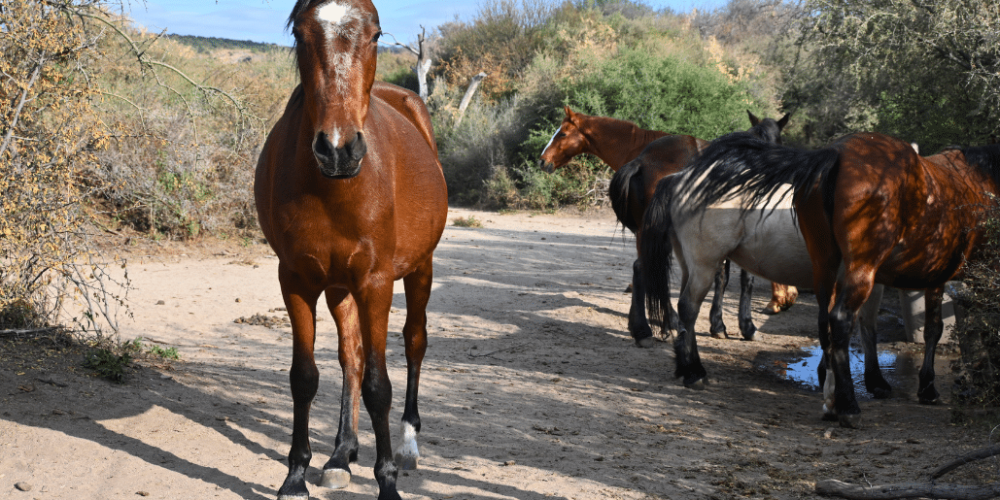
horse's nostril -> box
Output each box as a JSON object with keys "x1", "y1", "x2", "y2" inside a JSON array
[
  {"x1": 347, "y1": 132, "x2": 367, "y2": 161},
  {"x1": 314, "y1": 131, "x2": 336, "y2": 160}
]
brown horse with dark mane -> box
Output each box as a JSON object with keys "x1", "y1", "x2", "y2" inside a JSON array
[
  {"x1": 677, "y1": 131, "x2": 1000, "y2": 428},
  {"x1": 254, "y1": 1, "x2": 447, "y2": 499},
  {"x1": 539, "y1": 108, "x2": 794, "y2": 345}
]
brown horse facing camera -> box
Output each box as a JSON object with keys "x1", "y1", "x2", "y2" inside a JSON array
[
  {"x1": 676, "y1": 131, "x2": 1000, "y2": 428},
  {"x1": 539, "y1": 106, "x2": 796, "y2": 346},
  {"x1": 254, "y1": 1, "x2": 447, "y2": 499}
]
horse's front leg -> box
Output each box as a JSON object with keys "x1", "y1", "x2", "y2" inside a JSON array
[
  {"x1": 319, "y1": 289, "x2": 363, "y2": 489},
  {"x1": 708, "y1": 260, "x2": 730, "y2": 339},
  {"x1": 277, "y1": 266, "x2": 323, "y2": 500},
  {"x1": 629, "y1": 258, "x2": 656, "y2": 347},
  {"x1": 736, "y1": 269, "x2": 757, "y2": 341},
  {"x1": 859, "y1": 284, "x2": 891, "y2": 398},
  {"x1": 355, "y1": 275, "x2": 401, "y2": 500},
  {"x1": 918, "y1": 287, "x2": 944, "y2": 404},
  {"x1": 394, "y1": 259, "x2": 434, "y2": 469}
]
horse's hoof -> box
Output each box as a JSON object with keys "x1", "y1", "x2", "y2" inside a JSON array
[
  {"x1": 624, "y1": 284, "x2": 633, "y2": 293},
  {"x1": 635, "y1": 336, "x2": 655, "y2": 348},
  {"x1": 710, "y1": 331, "x2": 727, "y2": 339},
  {"x1": 394, "y1": 451, "x2": 418, "y2": 471},
  {"x1": 319, "y1": 468, "x2": 352, "y2": 489},
  {"x1": 838, "y1": 413, "x2": 862, "y2": 429},
  {"x1": 821, "y1": 404, "x2": 837, "y2": 422},
  {"x1": 684, "y1": 377, "x2": 707, "y2": 390},
  {"x1": 377, "y1": 488, "x2": 404, "y2": 500},
  {"x1": 277, "y1": 494, "x2": 309, "y2": 500},
  {"x1": 918, "y1": 389, "x2": 940, "y2": 405},
  {"x1": 870, "y1": 386, "x2": 892, "y2": 400},
  {"x1": 741, "y1": 331, "x2": 757, "y2": 342},
  {"x1": 763, "y1": 303, "x2": 781, "y2": 315}
]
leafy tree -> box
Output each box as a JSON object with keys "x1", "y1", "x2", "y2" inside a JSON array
[{"x1": 797, "y1": 0, "x2": 1000, "y2": 151}]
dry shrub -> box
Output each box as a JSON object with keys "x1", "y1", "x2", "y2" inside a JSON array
[
  {"x1": 1, "y1": 0, "x2": 129, "y2": 332},
  {"x1": 952, "y1": 198, "x2": 1000, "y2": 408},
  {"x1": 86, "y1": 20, "x2": 296, "y2": 239}
]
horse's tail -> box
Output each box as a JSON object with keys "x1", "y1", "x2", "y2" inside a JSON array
[
  {"x1": 640, "y1": 174, "x2": 680, "y2": 331},
  {"x1": 678, "y1": 132, "x2": 842, "y2": 218},
  {"x1": 609, "y1": 158, "x2": 643, "y2": 233}
]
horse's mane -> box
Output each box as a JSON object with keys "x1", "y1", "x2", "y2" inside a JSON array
[
  {"x1": 961, "y1": 143, "x2": 1000, "y2": 187},
  {"x1": 287, "y1": 0, "x2": 314, "y2": 30},
  {"x1": 675, "y1": 130, "x2": 839, "y2": 219}
]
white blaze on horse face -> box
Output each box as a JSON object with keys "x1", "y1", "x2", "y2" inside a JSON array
[
  {"x1": 314, "y1": 0, "x2": 365, "y2": 97},
  {"x1": 542, "y1": 126, "x2": 562, "y2": 157}
]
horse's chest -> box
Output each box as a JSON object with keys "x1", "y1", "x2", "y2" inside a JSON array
[{"x1": 273, "y1": 199, "x2": 395, "y2": 282}]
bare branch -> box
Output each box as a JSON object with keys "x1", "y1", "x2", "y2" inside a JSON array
[{"x1": 0, "y1": 53, "x2": 46, "y2": 159}]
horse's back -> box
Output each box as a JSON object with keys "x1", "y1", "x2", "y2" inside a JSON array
[
  {"x1": 832, "y1": 133, "x2": 989, "y2": 285},
  {"x1": 639, "y1": 135, "x2": 703, "y2": 208},
  {"x1": 372, "y1": 81, "x2": 439, "y2": 157}
]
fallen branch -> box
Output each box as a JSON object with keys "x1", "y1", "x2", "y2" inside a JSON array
[
  {"x1": 932, "y1": 444, "x2": 1000, "y2": 480},
  {"x1": 816, "y1": 479, "x2": 1000, "y2": 500},
  {"x1": 0, "y1": 327, "x2": 61, "y2": 339}
]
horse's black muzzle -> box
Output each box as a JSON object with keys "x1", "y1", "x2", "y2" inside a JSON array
[
  {"x1": 314, "y1": 131, "x2": 367, "y2": 179},
  {"x1": 538, "y1": 158, "x2": 555, "y2": 173}
]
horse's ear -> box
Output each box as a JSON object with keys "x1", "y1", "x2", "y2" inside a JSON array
[
  {"x1": 777, "y1": 113, "x2": 791, "y2": 130},
  {"x1": 747, "y1": 110, "x2": 760, "y2": 126},
  {"x1": 564, "y1": 106, "x2": 574, "y2": 119}
]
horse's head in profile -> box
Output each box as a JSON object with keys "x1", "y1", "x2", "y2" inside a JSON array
[
  {"x1": 288, "y1": 0, "x2": 381, "y2": 178},
  {"x1": 539, "y1": 106, "x2": 590, "y2": 172}
]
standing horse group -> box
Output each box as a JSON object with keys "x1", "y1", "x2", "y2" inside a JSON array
[{"x1": 251, "y1": 0, "x2": 999, "y2": 498}]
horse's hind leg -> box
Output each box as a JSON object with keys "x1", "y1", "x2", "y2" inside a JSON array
[
  {"x1": 629, "y1": 258, "x2": 655, "y2": 347},
  {"x1": 917, "y1": 287, "x2": 944, "y2": 404},
  {"x1": 675, "y1": 267, "x2": 715, "y2": 389},
  {"x1": 737, "y1": 269, "x2": 757, "y2": 341},
  {"x1": 395, "y1": 259, "x2": 434, "y2": 470},
  {"x1": 708, "y1": 260, "x2": 730, "y2": 339},
  {"x1": 277, "y1": 266, "x2": 323, "y2": 500},
  {"x1": 859, "y1": 284, "x2": 891, "y2": 399},
  {"x1": 320, "y1": 289, "x2": 362, "y2": 489}
]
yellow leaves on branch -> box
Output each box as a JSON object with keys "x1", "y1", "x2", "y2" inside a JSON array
[{"x1": 1, "y1": 0, "x2": 126, "y2": 331}]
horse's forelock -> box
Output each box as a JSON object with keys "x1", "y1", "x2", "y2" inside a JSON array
[{"x1": 287, "y1": 0, "x2": 314, "y2": 31}]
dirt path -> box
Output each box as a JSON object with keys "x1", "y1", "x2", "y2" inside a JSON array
[{"x1": 0, "y1": 207, "x2": 990, "y2": 500}]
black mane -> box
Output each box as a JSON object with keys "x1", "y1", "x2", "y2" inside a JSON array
[{"x1": 962, "y1": 143, "x2": 1000, "y2": 187}]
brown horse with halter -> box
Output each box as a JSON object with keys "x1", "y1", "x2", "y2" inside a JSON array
[
  {"x1": 539, "y1": 107, "x2": 796, "y2": 345},
  {"x1": 678, "y1": 131, "x2": 1000, "y2": 428},
  {"x1": 254, "y1": 1, "x2": 447, "y2": 499}
]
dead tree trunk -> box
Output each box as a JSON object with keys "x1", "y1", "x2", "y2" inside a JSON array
[
  {"x1": 455, "y1": 72, "x2": 487, "y2": 127},
  {"x1": 388, "y1": 26, "x2": 431, "y2": 102}
]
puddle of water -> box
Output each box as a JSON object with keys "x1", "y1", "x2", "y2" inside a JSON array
[{"x1": 777, "y1": 345, "x2": 931, "y2": 400}]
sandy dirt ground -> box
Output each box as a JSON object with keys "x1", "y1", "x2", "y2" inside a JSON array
[{"x1": 1, "y1": 207, "x2": 995, "y2": 500}]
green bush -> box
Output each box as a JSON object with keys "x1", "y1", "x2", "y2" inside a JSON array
[{"x1": 561, "y1": 47, "x2": 765, "y2": 139}]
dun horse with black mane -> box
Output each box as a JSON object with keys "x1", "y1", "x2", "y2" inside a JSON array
[
  {"x1": 540, "y1": 107, "x2": 796, "y2": 345},
  {"x1": 254, "y1": 0, "x2": 447, "y2": 498},
  {"x1": 668, "y1": 131, "x2": 1000, "y2": 428}
]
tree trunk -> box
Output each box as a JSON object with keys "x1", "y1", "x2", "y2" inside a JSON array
[{"x1": 455, "y1": 72, "x2": 487, "y2": 127}]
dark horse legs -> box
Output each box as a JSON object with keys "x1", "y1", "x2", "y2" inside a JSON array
[
  {"x1": 277, "y1": 262, "x2": 411, "y2": 500},
  {"x1": 277, "y1": 264, "x2": 323, "y2": 500},
  {"x1": 917, "y1": 287, "x2": 944, "y2": 404},
  {"x1": 630, "y1": 259, "x2": 731, "y2": 347}
]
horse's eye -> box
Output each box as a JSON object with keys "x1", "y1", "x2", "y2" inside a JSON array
[{"x1": 372, "y1": 31, "x2": 382, "y2": 43}]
